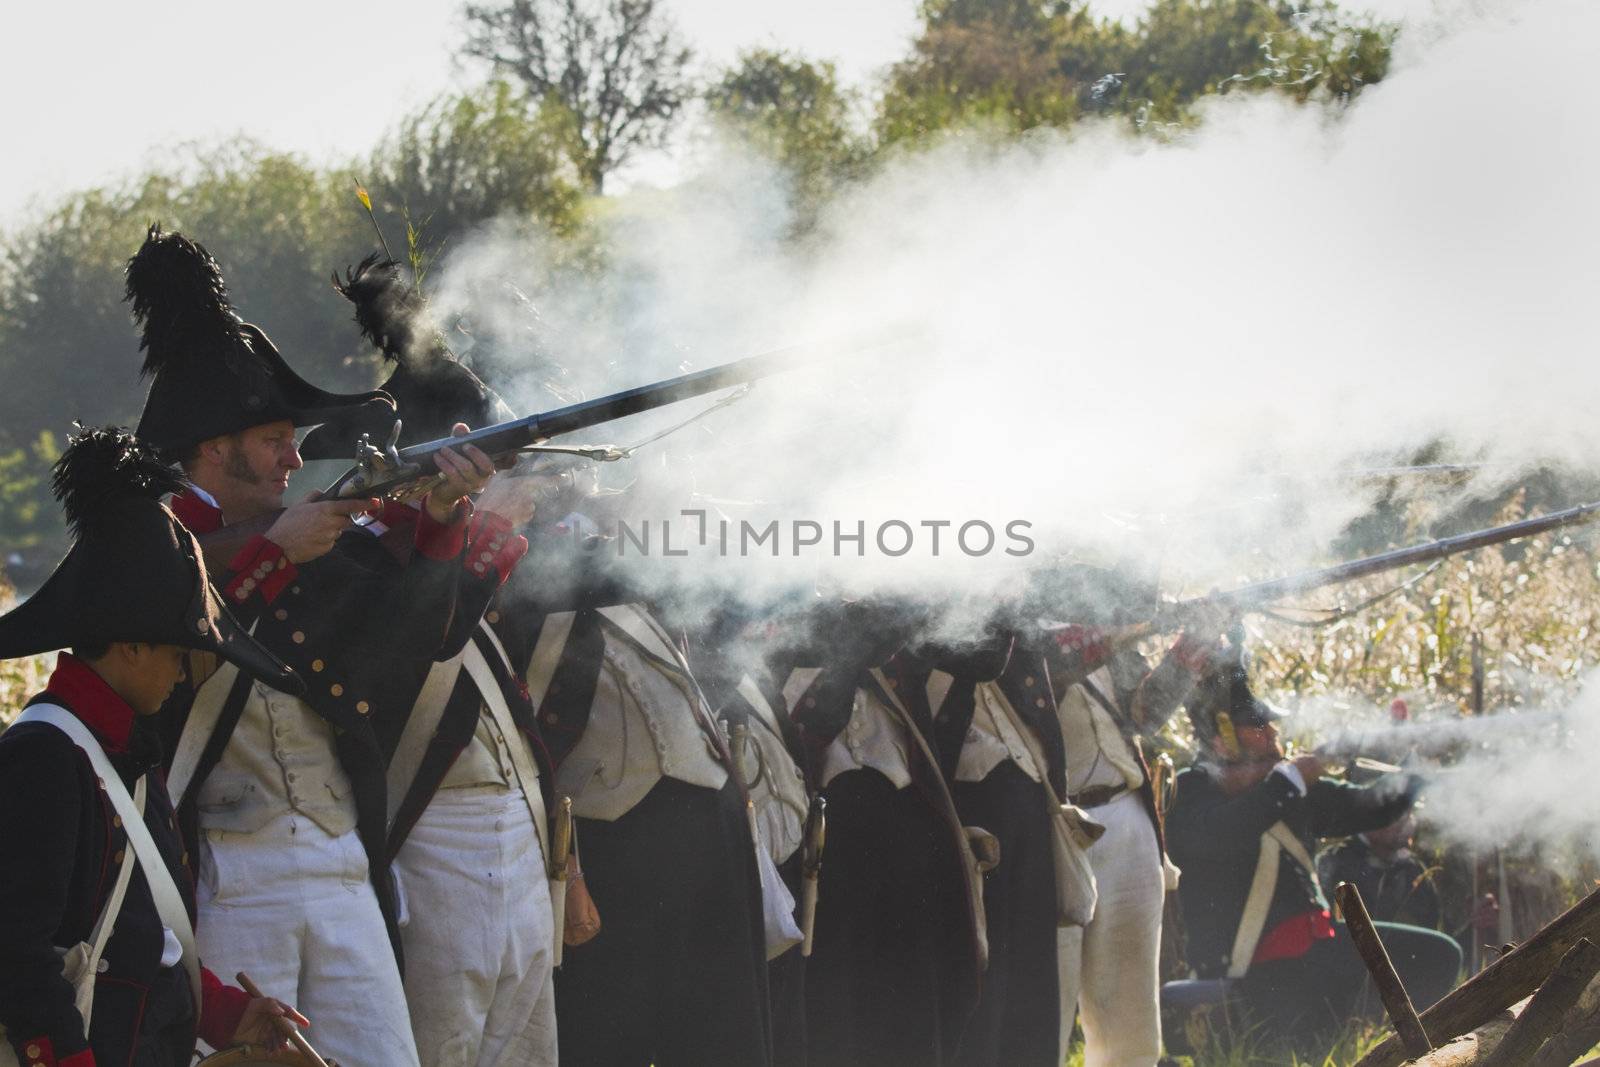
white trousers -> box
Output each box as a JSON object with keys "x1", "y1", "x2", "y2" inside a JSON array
[
  {"x1": 396, "y1": 787, "x2": 557, "y2": 1067},
  {"x1": 1058, "y1": 791, "x2": 1166, "y2": 1067},
  {"x1": 196, "y1": 812, "x2": 421, "y2": 1067}
]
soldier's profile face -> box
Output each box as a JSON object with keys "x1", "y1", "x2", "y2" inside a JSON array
[
  {"x1": 222, "y1": 420, "x2": 303, "y2": 511},
  {"x1": 1236, "y1": 722, "x2": 1283, "y2": 761},
  {"x1": 121, "y1": 641, "x2": 188, "y2": 715}
]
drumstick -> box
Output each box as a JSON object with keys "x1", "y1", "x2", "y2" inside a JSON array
[{"x1": 235, "y1": 972, "x2": 332, "y2": 1067}]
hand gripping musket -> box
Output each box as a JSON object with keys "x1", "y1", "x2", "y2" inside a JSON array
[
  {"x1": 196, "y1": 334, "x2": 895, "y2": 570},
  {"x1": 800, "y1": 795, "x2": 827, "y2": 957},
  {"x1": 549, "y1": 796, "x2": 574, "y2": 968}
]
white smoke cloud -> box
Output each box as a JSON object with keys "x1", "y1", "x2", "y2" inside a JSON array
[{"x1": 431, "y1": 0, "x2": 1599, "y2": 619}]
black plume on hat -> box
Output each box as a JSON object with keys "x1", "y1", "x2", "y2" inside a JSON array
[
  {"x1": 299, "y1": 253, "x2": 511, "y2": 461},
  {"x1": 53, "y1": 424, "x2": 186, "y2": 535},
  {"x1": 125, "y1": 225, "x2": 245, "y2": 378},
  {"x1": 0, "y1": 425, "x2": 300, "y2": 692},
  {"x1": 335, "y1": 254, "x2": 435, "y2": 364}
]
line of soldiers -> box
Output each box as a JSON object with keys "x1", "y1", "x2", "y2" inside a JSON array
[{"x1": 0, "y1": 228, "x2": 1463, "y2": 1067}]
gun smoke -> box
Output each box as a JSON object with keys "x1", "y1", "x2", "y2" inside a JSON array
[{"x1": 375, "y1": 0, "x2": 1600, "y2": 859}]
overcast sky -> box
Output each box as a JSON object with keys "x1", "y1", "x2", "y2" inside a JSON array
[{"x1": 0, "y1": 0, "x2": 928, "y2": 224}]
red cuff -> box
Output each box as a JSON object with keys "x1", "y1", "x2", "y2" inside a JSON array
[
  {"x1": 466, "y1": 511, "x2": 529, "y2": 585},
  {"x1": 14, "y1": 1036, "x2": 91, "y2": 1067},
  {"x1": 198, "y1": 966, "x2": 252, "y2": 1050},
  {"x1": 415, "y1": 500, "x2": 471, "y2": 560},
  {"x1": 224, "y1": 536, "x2": 297, "y2": 606},
  {"x1": 1052, "y1": 625, "x2": 1110, "y2": 670}
]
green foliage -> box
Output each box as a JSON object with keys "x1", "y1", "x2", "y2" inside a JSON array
[
  {"x1": 877, "y1": 0, "x2": 1396, "y2": 146},
  {"x1": 0, "y1": 431, "x2": 59, "y2": 551},
  {"x1": 705, "y1": 49, "x2": 870, "y2": 221},
  {"x1": 366, "y1": 79, "x2": 586, "y2": 272}
]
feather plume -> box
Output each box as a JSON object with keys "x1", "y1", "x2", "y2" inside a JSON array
[
  {"x1": 125, "y1": 224, "x2": 246, "y2": 377},
  {"x1": 52, "y1": 424, "x2": 185, "y2": 536},
  {"x1": 333, "y1": 254, "x2": 445, "y2": 365}
]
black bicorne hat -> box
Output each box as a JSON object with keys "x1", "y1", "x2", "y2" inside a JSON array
[
  {"x1": 0, "y1": 427, "x2": 301, "y2": 693},
  {"x1": 299, "y1": 254, "x2": 513, "y2": 462},
  {"x1": 1190, "y1": 655, "x2": 1287, "y2": 748},
  {"x1": 127, "y1": 226, "x2": 396, "y2": 457}
]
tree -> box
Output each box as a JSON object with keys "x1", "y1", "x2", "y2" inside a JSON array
[
  {"x1": 368, "y1": 80, "x2": 586, "y2": 269},
  {"x1": 706, "y1": 49, "x2": 869, "y2": 219},
  {"x1": 876, "y1": 0, "x2": 1395, "y2": 145},
  {"x1": 461, "y1": 0, "x2": 694, "y2": 193}
]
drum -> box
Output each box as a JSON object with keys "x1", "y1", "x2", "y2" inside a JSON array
[{"x1": 196, "y1": 1045, "x2": 338, "y2": 1067}]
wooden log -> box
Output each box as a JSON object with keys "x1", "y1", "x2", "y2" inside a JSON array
[
  {"x1": 1357, "y1": 884, "x2": 1600, "y2": 1067},
  {"x1": 1481, "y1": 939, "x2": 1600, "y2": 1067},
  {"x1": 1402, "y1": 1003, "x2": 1522, "y2": 1067},
  {"x1": 1528, "y1": 998, "x2": 1600, "y2": 1067},
  {"x1": 1337, "y1": 881, "x2": 1433, "y2": 1058}
]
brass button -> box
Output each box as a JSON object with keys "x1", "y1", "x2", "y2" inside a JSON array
[
  {"x1": 113, "y1": 849, "x2": 125, "y2": 864},
  {"x1": 292, "y1": 631, "x2": 306, "y2": 644},
  {"x1": 25, "y1": 1046, "x2": 39, "y2": 1059},
  {"x1": 112, "y1": 815, "x2": 122, "y2": 827},
  {"x1": 1035, "y1": 698, "x2": 1047, "y2": 708},
  {"x1": 331, "y1": 684, "x2": 345, "y2": 697},
  {"x1": 275, "y1": 609, "x2": 288, "y2": 621},
  {"x1": 234, "y1": 588, "x2": 249, "y2": 602},
  {"x1": 1024, "y1": 676, "x2": 1036, "y2": 687},
  {"x1": 195, "y1": 619, "x2": 209, "y2": 634},
  {"x1": 480, "y1": 551, "x2": 495, "y2": 563},
  {"x1": 277, "y1": 558, "x2": 288, "y2": 570},
  {"x1": 312, "y1": 659, "x2": 325, "y2": 672},
  {"x1": 356, "y1": 701, "x2": 370, "y2": 715},
  {"x1": 181, "y1": 850, "x2": 190, "y2": 866},
  {"x1": 291, "y1": 586, "x2": 301, "y2": 595},
  {"x1": 486, "y1": 611, "x2": 500, "y2": 624}
]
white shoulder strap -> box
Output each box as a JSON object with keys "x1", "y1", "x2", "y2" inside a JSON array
[
  {"x1": 167, "y1": 657, "x2": 242, "y2": 806},
  {"x1": 17, "y1": 706, "x2": 202, "y2": 1010},
  {"x1": 463, "y1": 631, "x2": 549, "y2": 863},
  {"x1": 523, "y1": 611, "x2": 576, "y2": 710},
  {"x1": 86, "y1": 778, "x2": 145, "y2": 968},
  {"x1": 388, "y1": 649, "x2": 468, "y2": 829},
  {"x1": 925, "y1": 669, "x2": 956, "y2": 718},
  {"x1": 1226, "y1": 819, "x2": 1317, "y2": 978}
]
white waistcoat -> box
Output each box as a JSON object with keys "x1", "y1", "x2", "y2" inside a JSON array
[
  {"x1": 817, "y1": 684, "x2": 913, "y2": 791},
  {"x1": 1056, "y1": 667, "x2": 1143, "y2": 795},
  {"x1": 731, "y1": 676, "x2": 809, "y2": 865},
  {"x1": 194, "y1": 679, "x2": 357, "y2": 837},
  {"x1": 559, "y1": 605, "x2": 728, "y2": 821},
  {"x1": 954, "y1": 679, "x2": 1046, "y2": 785},
  {"x1": 439, "y1": 705, "x2": 519, "y2": 791}
]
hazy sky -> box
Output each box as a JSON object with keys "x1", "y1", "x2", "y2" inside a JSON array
[{"x1": 0, "y1": 0, "x2": 924, "y2": 223}]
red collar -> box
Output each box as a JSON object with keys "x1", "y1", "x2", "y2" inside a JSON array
[
  {"x1": 170, "y1": 488, "x2": 224, "y2": 535},
  {"x1": 43, "y1": 653, "x2": 137, "y2": 753}
]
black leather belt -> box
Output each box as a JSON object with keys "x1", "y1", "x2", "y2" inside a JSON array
[{"x1": 1070, "y1": 783, "x2": 1130, "y2": 809}]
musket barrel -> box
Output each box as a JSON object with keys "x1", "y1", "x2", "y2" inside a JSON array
[
  {"x1": 325, "y1": 334, "x2": 893, "y2": 500},
  {"x1": 1165, "y1": 500, "x2": 1600, "y2": 621}
]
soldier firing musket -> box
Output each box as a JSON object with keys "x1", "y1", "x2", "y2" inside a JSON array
[
  {"x1": 196, "y1": 331, "x2": 903, "y2": 570},
  {"x1": 1049, "y1": 499, "x2": 1600, "y2": 674}
]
